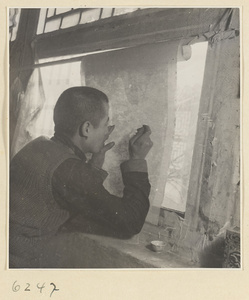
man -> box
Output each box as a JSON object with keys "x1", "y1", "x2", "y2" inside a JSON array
[{"x1": 9, "y1": 86, "x2": 153, "y2": 268}]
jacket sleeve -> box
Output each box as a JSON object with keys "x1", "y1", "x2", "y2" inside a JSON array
[{"x1": 52, "y1": 158, "x2": 151, "y2": 237}]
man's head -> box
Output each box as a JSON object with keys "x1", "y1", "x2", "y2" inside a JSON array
[{"x1": 54, "y1": 86, "x2": 110, "y2": 153}]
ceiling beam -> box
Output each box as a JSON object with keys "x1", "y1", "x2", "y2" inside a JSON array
[{"x1": 33, "y1": 8, "x2": 228, "y2": 59}]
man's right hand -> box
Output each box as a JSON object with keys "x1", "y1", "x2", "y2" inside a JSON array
[{"x1": 129, "y1": 125, "x2": 153, "y2": 160}]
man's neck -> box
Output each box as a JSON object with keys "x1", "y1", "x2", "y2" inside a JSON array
[{"x1": 52, "y1": 132, "x2": 87, "y2": 161}]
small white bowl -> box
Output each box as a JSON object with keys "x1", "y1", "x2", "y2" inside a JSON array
[{"x1": 151, "y1": 240, "x2": 166, "y2": 253}]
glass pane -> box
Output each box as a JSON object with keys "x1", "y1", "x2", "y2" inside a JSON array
[
  {"x1": 61, "y1": 12, "x2": 80, "y2": 28},
  {"x1": 44, "y1": 18, "x2": 61, "y2": 33},
  {"x1": 47, "y1": 8, "x2": 56, "y2": 18},
  {"x1": 114, "y1": 8, "x2": 138, "y2": 16},
  {"x1": 32, "y1": 58, "x2": 82, "y2": 138},
  {"x1": 162, "y1": 42, "x2": 208, "y2": 213},
  {"x1": 80, "y1": 8, "x2": 101, "y2": 24},
  {"x1": 101, "y1": 8, "x2": 113, "y2": 19},
  {"x1": 55, "y1": 8, "x2": 72, "y2": 15}
]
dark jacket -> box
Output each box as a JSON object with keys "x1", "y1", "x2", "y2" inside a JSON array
[{"x1": 9, "y1": 135, "x2": 151, "y2": 267}]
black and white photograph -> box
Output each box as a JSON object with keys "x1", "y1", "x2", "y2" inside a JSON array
[{"x1": 8, "y1": 7, "x2": 241, "y2": 270}]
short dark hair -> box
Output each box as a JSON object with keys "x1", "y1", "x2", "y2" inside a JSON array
[{"x1": 53, "y1": 86, "x2": 108, "y2": 136}]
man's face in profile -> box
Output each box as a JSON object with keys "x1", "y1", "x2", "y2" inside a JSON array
[{"x1": 87, "y1": 102, "x2": 110, "y2": 153}]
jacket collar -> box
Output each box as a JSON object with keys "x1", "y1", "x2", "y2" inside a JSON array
[{"x1": 51, "y1": 132, "x2": 87, "y2": 161}]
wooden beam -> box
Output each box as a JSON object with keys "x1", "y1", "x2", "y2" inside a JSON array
[
  {"x1": 10, "y1": 9, "x2": 40, "y2": 87},
  {"x1": 9, "y1": 9, "x2": 40, "y2": 146},
  {"x1": 34, "y1": 8, "x2": 228, "y2": 59}
]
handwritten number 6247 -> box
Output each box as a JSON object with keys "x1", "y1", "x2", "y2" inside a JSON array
[{"x1": 12, "y1": 281, "x2": 59, "y2": 297}]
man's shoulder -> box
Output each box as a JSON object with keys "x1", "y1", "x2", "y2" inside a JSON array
[
  {"x1": 14, "y1": 136, "x2": 53, "y2": 152},
  {"x1": 11, "y1": 136, "x2": 79, "y2": 166}
]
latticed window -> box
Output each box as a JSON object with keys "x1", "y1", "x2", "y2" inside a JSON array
[{"x1": 36, "y1": 8, "x2": 142, "y2": 34}]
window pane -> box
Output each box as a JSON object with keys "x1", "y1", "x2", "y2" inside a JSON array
[
  {"x1": 101, "y1": 8, "x2": 113, "y2": 19},
  {"x1": 47, "y1": 8, "x2": 56, "y2": 18},
  {"x1": 55, "y1": 8, "x2": 72, "y2": 15},
  {"x1": 32, "y1": 58, "x2": 82, "y2": 138},
  {"x1": 61, "y1": 12, "x2": 80, "y2": 28},
  {"x1": 44, "y1": 18, "x2": 61, "y2": 33},
  {"x1": 162, "y1": 42, "x2": 208, "y2": 213},
  {"x1": 114, "y1": 8, "x2": 138, "y2": 16},
  {"x1": 80, "y1": 8, "x2": 101, "y2": 24}
]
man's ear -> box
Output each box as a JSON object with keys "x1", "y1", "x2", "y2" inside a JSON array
[{"x1": 79, "y1": 121, "x2": 91, "y2": 138}]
